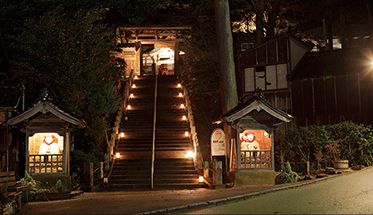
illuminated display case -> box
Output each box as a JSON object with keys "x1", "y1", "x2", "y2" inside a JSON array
[
  {"x1": 222, "y1": 90, "x2": 293, "y2": 171},
  {"x1": 28, "y1": 133, "x2": 64, "y2": 173},
  {"x1": 8, "y1": 100, "x2": 85, "y2": 175},
  {"x1": 239, "y1": 129, "x2": 272, "y2": 168}
]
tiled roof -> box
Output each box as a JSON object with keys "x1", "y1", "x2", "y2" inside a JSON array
[
  {"x1": 7, "y1": 99, "x2": 86, "y2": 127},
  {"x1": 290, "y1": 47, "x2": 373, "y2": 80},
  {"x1": 222, "y1": 90, "x2": 293, "y2": 124}
]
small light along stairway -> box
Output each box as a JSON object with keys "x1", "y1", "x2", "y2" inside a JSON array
[{"x1": 109, "y1": 75, "x2": 205, "y2": 190}]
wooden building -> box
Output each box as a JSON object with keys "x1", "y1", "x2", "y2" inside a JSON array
[
  {"x1": 112, "y1": 26, "x2": 191, "y2": 77},
  {"x1": 236, "y1": 35, "x2": 309, "y2": 128},
  {"x1": 220, "y1": 89, "x2": 293, "y2": 186},
  {"x1": 290, "y1": 47, "x2": 373, "y2": 126},
  {"x1": 7, "y1": 98, "x2": 85, "y2": 187}
]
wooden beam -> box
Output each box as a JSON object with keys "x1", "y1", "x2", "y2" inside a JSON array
[{"x1": 118, "y1": 26, "x2": 192, "y2": 31}]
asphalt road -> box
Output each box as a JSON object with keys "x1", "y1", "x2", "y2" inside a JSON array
[
  {"x1": 183, "y1": 167, "x2": 373, "y2": 214},
  {"x1": 18, "y1": 185, "x2": 293, "y2": 214}
]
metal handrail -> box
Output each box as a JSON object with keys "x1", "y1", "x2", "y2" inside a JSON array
[{"x1": 151, "y1": 73, "x2": 158, "y2": 189}]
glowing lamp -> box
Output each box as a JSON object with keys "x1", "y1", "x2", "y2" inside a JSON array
[
  {"x1": 199, "y1": 176, "x2": 204, "y2": 183},
  {"x1": 127, "y1": 105, "x2": 131, "y2": 110},
  {"x1": 179, "y1": 93, "x2": 183, "y2": 97},
  {"x1": 177, "y1": 83, "x2": 181, "y2": 88},
  {"x1": 185, "y1": 131, "x2": 189, "y2": 137},
  {"x1": 186, "y1": 150, "x2": 194, "y2": 158},
  {"x1": 130, "y1": 93, "x2": 134, "y2": 98},
  {"x1": 180, "y1": 104, "x2": 185, "y2": 109},
  {"x1": 182, "y1": 116, "x2": 187, "y2": 120},
  {"x1": 120, "y1": 132, "x2": 125, "y2": 138},
  {"x1": 115, "y1": 152, "x2": 120, "y2": 159},
  {"x1": 134, "y1": 76, "x2": 138, "y2": 79},
  {"x1": 132, "y1": 84, "x2": 136, "y2": 88}
]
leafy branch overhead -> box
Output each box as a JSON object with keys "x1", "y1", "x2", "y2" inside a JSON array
[{"x1": 9, "y1": 6, "x2": 124, "y2": 154}]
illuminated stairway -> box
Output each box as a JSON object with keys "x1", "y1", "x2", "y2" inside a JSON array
[{"x1": 109, "y1": 75, "x2": 204, "y2": 189}]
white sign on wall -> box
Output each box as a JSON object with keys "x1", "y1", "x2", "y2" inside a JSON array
[{"x1": 211, "y1": 128, "x2": 226, "y2": 156}]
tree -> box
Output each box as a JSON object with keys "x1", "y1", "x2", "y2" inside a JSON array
[
  {"x1": 9, "y1": 7, "x2": 124, "y2": 156},
  {"x1": 180, "y1": 14, "x2": 222, "y2": 160},
  {"x1": 214, "y1": 0, "x2": 238, "y2": 113}
]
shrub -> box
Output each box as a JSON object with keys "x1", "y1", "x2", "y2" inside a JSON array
[
  {"x1": 275, "y1": 162, "x2": 300, "y2": 184},
  {"x1": 17, "y1": 171, "x2": 48, "y2": 202},
  {"x1": 277, "y1": 122, "x2": 373, "y2": 172},
  {"x1": 56, "y1": 180, "x2": 63, "y2": 192}
]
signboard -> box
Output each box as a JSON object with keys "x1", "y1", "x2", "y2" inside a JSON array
[{"x1": 211, "y1": 128, "x2": 226, "y2": 156}]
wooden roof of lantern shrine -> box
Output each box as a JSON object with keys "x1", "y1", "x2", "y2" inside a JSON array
[
  {"x1": 220, "y1": 89, "x2": 293, "y2": 132},
  {"x1": 8, "y1": 99, "x2": 85, "y2": 134}
]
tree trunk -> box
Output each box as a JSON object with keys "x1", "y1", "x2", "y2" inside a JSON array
[
  {"x1": 255, "y1": 0, "x2": 265, "y2": 45},
  {"x1": 213, "y1": 0, "x2": 238, "y2": 114},
  {"x1": 326, "y1": 0, "x2": 333, "y2": 51}
]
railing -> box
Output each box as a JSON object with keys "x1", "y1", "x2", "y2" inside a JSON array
[
  {"x1": 28, "y1": 154, "x2": 63, "y2": 173},
  {"x1": 151, "y1": 71, "x2": 159, "y2": 189},
  {"x1": 184, "y1": 88, "x2": 202, "y2": 171},
  {"x1": 240, "y1": 150, "x2": 272, "y2": 169},
  {"x1": 109, "y1": 70, "x2": 134, "y2": 159}
]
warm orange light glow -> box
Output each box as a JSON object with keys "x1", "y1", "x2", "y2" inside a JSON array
[
  {"x1": 134, "y1": 76, "x2": 138, "y2": 79},
  {"x1": 185, "y1": 131, "x2": 189, "y2": 137},
  {"x1": 177, "y1": 83, "x2": 181, "y2": 88},
  {"x1": 127, "y1": 105, "x2": 131, "y2": 110},
  {"x1": 130, "y1": 93, "x2": 134, "y2": 98},
  {"x1": 179, "y1": 93, "x2": 183, "y2": 97},
  {"x1": 182, "y1": 116, "x2": 187, "y2": 120},
  {"x1": 186, "y1": 150, "x2": 194, "y2": 158},
  {"x1": 180, "y1": 104, "x2": 185, "y2": 109},
  {"x1": 132, "y1": 84, "x2": 136, "y2": 88},
  {"x1": 116, "y1": 152, "x2": 120, "y2": 159},
  {"x1": 199, "y1": 176, "x2": 204, "y2": 183},
  {"x1": 120, "y1": 132, "x2": 125, "y2": 138}
]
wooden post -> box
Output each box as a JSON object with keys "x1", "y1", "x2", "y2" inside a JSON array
[
  {"x1": 105, "y1": 153, "x2": 110, "y2": 171},
  {"x1": 204, "y1": 161, "x2": 209, "y2": 179},
  {"x1": 307, "y1": 161, "x2": 310, "y2": 175},
  {"x1": 89, "y1": 163, "x2": 94, "y2": 187},
  {"x1": 84, "y1": 162, "x2": 94, "y2": 187},
  {"x1": 213, "y1": 160, "x2": 223, "y2": 185},
  {"x1": 99, "y1": 162, "x2": 104, "y2": 179}
]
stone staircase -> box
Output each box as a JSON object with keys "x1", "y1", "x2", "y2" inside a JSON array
[{"x1": 109, "y1": 75, "x2": 205, "y2": 190}]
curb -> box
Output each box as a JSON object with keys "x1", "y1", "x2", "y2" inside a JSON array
[{"x1": 135, "y1": 168, "x2": 369, "y2": 215}]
